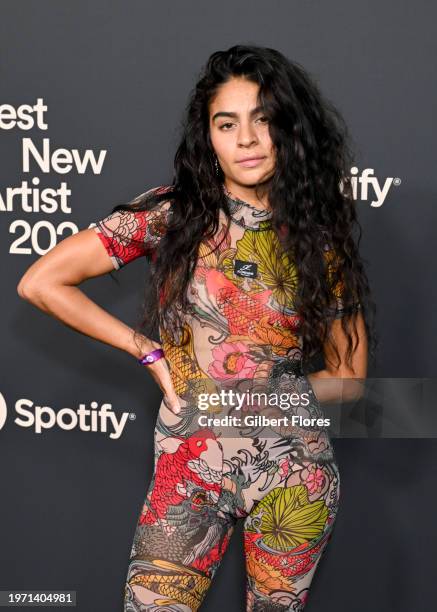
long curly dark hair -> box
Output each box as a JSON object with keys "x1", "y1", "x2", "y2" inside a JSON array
[{"x1": 109, "y1": 44, "x2": 377, "y2": 374}]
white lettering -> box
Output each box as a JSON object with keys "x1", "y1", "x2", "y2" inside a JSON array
[
  {"x1": 0, "y1": 98, "x2": 48, "y2": 130},
  {"x1": 22, "y1": 138, "x2": 107, "y2": 175},
  {"x1": 14, "y1": 399, "x2": 130, "y2": 439},
  {"x1": 350, "y1": 166, "x2": 398, "y2": 207}
]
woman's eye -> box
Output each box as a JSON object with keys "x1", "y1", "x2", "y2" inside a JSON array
[{"x1": 219, "y1": 117, "x2": 268, "y2": 131}]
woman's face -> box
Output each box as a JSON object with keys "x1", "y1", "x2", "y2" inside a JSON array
[{"x1": 208, "y1": 76, "x2": 276, "y2": 190}]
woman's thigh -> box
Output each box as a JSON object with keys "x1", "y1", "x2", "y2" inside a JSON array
[{"x1": 241, "y1": 441, "x2": 341, "y2": 611}]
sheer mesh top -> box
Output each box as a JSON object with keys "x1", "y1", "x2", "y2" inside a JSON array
[{"x1": 90, "y1": 185, "x2": 354, "y2": 397}]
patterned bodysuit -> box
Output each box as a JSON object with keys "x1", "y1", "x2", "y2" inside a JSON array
[{"x1": 91, "y1": 185, "x2": 342, "y2": 611}]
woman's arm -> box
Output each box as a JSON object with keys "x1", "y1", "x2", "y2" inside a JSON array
[
  {"x1": 16, "y1": 227, "x2": 181, "y2": 413},
  {"x1": 307, "y1": 311, "x2": 368, "y2": 404}
]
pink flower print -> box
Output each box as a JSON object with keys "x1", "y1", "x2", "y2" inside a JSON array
[
  {"x1": 207, "y1": 342, "x2": 258, "y2": 380},
  {"x1": 278, "y1": 458, "x2": 290, "y2": 478},
  {"x1": 305, "y1": 465, "x2": 325, "y2": 494}
]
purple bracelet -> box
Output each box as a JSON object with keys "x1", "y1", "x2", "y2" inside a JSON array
[{"x1": 138, "y1": 348, "x2": 165, "y2": 366}]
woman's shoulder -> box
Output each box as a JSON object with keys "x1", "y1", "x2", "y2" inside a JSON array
[
  {"x1": 125, "y1": 184, "x2": 176, "y2": 221},
  {"x1": 136, "y1": 184, "x2": 175, "y2": 206}
]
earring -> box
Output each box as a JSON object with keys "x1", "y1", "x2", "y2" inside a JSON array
[{"x1": 214, "y1": 155, "x2": 220, "y2": 176}]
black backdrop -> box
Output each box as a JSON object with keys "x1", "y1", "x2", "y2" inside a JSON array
[{"x1": 1, "y1": 1, "x2": 436, "y2": 610}]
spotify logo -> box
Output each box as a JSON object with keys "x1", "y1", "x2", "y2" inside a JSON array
[{"x1": 0, "y1": 394, "x2": 134, "y2": 439}]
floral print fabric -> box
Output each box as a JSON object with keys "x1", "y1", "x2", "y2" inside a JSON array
[
  {"x1": 91, "y1": 185, "x2": 342, "y2": 610},
  {"x1": 91, "y1": 184, "x2": 351, "y2": 396}
]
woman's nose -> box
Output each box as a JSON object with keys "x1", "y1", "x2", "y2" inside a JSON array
[{"x1": 237, "y1": 121, "x2": 258, "y2": 146}]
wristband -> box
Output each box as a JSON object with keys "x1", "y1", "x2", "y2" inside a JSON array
[{"x1": 138, "y1": 348, "x2": 165, "y2": 366}]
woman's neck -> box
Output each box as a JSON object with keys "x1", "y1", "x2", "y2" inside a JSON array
[{"x1": 223, "y1": 182, "x2": 271, "y2": 212}]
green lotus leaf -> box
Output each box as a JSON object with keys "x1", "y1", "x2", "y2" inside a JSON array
[{"x1": 257, "y1": 485, "x2": 328, "y2": 551}]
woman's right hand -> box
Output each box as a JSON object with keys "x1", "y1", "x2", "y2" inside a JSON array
[{"x1": 139, "y1": 339, "x2": 181, "y2": 414}]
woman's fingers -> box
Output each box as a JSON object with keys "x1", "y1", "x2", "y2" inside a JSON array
[
  {"x1": 145, "y1": 353, "x2": 181, "y2": 414},
  {"x1": 162, "y1": 390, "x2": 181, "y2": 414},
  {"x1": 160, "y1": 367, "x2": 181, "y2": 414},
  {"x1": 137, "y1": 339, "x2": 181, "y2": 414}
]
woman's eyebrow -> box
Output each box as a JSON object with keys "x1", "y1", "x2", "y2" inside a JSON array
[{"x1": 211, "y1": 105, "x2": 265, "y2": 122}]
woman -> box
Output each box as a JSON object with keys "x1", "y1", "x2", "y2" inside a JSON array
[{"x1": 18, "y1": 45, "x2": 374, "y2": 611}]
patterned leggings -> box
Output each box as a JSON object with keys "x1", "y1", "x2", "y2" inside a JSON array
[{"x1": 124, "y1": 372, "x2": 341, "y2": 611}]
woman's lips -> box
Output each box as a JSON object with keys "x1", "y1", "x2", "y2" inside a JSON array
[{"x1": 236, "y1": 156, "x2": 266, "y2": 168}]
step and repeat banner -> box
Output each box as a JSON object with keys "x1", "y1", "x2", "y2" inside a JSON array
[{"x1": 1, "y1": 1, "x2": 436, "y2": 611}]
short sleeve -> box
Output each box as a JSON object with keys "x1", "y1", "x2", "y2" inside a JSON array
[
  {"x1": 90, "y1": 187, "x2": 173, "y2": 270},
  {"x1": 324, "y1": 243, "x2": 361, "y2": 319}
]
